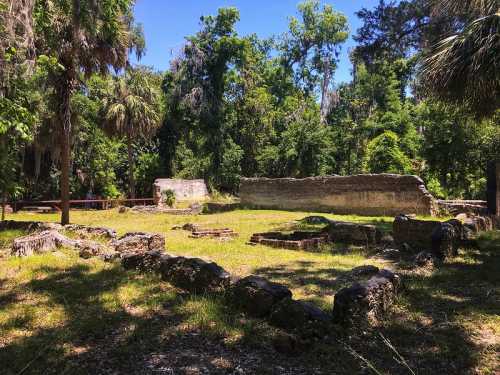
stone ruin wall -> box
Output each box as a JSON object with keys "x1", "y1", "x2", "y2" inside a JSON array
[
  {"x1": 240, "y1": 174, "x2": 436, "y2": 216},
  {"x1": 153, "y1": 179, "x2": 209, "y2": 204}
]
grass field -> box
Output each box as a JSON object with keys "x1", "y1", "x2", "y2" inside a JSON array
[{"x1": 0, "y1": 209, "x2": 498, "y2": 374}]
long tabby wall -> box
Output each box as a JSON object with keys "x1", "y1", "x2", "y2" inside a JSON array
[{"x1": 240, "y1": 174, "x2": 436, "y2": 216}]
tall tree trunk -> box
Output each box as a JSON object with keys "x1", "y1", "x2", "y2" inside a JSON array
[
  {"x1": 320, "y1": 58, "x2": 331, "y2": 124},
  {"x1": 59, "y1": 76, "x2": 75, "y2": 225},
  {"x1": 60, "y1": 126, "x2": 71, "y2": 225},
  {"x1": 127, "y1": 133, "x2": 136, "y2": 199}
]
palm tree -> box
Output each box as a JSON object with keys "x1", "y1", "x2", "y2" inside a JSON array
[
  {"x1": 34, "y1": 0, "x2": 144, "y2": 224},
  {"x1": 419, "y1": 0, "x2": 499, "y2": 117},
  {"x1": 104, "y1": 68, "x2": 161, "y2": 199}
]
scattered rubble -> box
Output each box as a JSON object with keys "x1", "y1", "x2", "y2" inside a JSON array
[
  {"x1": 111, "y1": 232, "x2": 165, "y2": 253},
  {"x1": 64, "y1": 224, "x2": 117, "y2": 240},
  {"x1": 412, "y1": 251, "x2": 436, "y2": 268}
]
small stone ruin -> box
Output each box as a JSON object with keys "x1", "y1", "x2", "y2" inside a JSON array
[
  {"x1": 393, "y1": 213, "x2": 498, "y2": 259},
  {"x1": 189, "y1": 228, "x2": 238, "y2": 239},
  {"x1": 248, "y1": 218, "x2": 384, "y2": 251},
  {"x1": 249, "y1": 231, "x2": 329, "y2": 250},
  {"x1": 326, "y1": 220, "x2": 382, "y2": 246},
  {"x1": 173, "y1": 223, "x2": 238, "y2": 239},
  {"x1": 3, "y1": 220, "x2": 166, "y2": 261},
  {"x1": 111, "y1": 232, "x2": 165, "y2": 254}
]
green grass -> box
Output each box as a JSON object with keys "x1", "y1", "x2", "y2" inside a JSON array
[{"x1": 0, "y1": 209, "x2": 498, "y2": 374}]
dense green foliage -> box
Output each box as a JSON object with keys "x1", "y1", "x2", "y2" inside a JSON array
[{"x1": 0, "y1": 0, "x2": 498, "y2": 209}]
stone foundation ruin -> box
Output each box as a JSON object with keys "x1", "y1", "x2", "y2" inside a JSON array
[
  {"x1": 189, "y1": 228, "x2": 238, "y2": 239},
  {"x1": 249, "y1": 231, "x2": 329, "y2": 250},
  {"x1": 240, "y1": 174, "x2": 435, "y2": 216}
]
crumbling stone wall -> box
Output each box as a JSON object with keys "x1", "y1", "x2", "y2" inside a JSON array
[
  {"x1": 153, "y1": 179, "x2": 208, "y2": 204},
  {"x1": 240, "y1": 174, "x2": 435, "y2": 216}
]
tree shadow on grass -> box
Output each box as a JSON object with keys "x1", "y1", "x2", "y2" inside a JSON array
[
  {"x1": 0, "y1": 262, "x2": 323, "y2": 374},
  {"x1": 360, "y1": 244, "x2": 500, "y2": 374},
  {"x1": 254, "y1": 261, "x2": 351, "y2": 292}
]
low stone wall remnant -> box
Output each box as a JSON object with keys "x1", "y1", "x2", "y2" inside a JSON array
[
  {"x1": 248, "y1": 231, "x2": 329, "y2": 251},
  {"x1": 437, "y1": 200, "x2": 488, "y2": 216},
  {"x1": 240, "y1": 174, "x2": 435, "y2": 216}
]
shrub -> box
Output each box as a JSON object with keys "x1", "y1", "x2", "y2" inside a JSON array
[{"x1": 162, "y1": 189, "x2": 176, "y2": 207}]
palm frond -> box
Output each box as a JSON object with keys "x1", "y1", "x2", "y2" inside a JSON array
[{"x1": 419, "y1": 11, "x2": 500, "y2": 116}]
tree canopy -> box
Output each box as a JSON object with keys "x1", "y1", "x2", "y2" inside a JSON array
[{"x1": 0, "y1": 0, "x2": 498, "y2": 217}]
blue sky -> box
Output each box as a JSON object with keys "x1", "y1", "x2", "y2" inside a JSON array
[{"x1": 131, "y1": 0, "x2": 380, "y2": 83}]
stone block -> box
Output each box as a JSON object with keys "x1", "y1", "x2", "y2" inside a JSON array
[
  {"x1": 332, "y1": 269, "x2": 401, "y2": 326},
  {"x1": 160, "y1": 256, "x2": 230, "y2": 293},
  {"x1": 229, "y1": 275, "x2": 292, "y2": 317},
  {"x1": 326, "y1": 221, "x2": 382, "y2": 246},
  {"x1": 121, "y1": 250, "x2": 167, "y2": 272},
  {"x1": 269, "y1": 298, "x2": 330, "y2": 329}
]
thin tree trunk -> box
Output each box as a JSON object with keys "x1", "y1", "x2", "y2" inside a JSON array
[
  {"x1": 127, "y1": 133, "x2": 136, "y2": 199},
  {"x1": 59, "y1": 77, "x2": 74, "y2": 225},
  {"x1": 60, "y1": 126, "x2": 71, "y2": 224},
  {"x1": 1, "y1": 191, "x2": 6, "y2": 221},
  {"x1": 320, "y1": 58, "x2": 331, "y2": 124}
]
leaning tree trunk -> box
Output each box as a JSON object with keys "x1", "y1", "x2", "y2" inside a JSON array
[{"x1": 127, "y1": 133, "x2": 136, "y2": 200}]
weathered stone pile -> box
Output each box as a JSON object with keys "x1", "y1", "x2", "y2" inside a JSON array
[
  {"x1": 111, "y1": 232, "x2": 165, "y2": 253},
  {"x1": 393, "y1": 213, "x2": 498, "y2": 259},
  {"x1": 64, "y1": 224, "x2": 117, "y2": 239},
  {"x1": 437, "y1": 199, "x2": 488, "y2": 216},
  {"x1": 2, "y1": 220, "x2": 167, "y2": 261}
]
